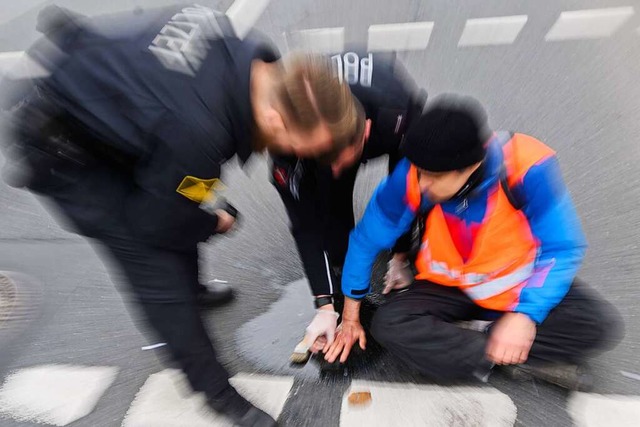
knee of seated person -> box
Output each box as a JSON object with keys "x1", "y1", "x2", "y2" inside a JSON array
[
  {"x1": 594, "y1": 301, "x2": 625, "y2": 351},
  {"x1": 370, "y1": 304, "x2": 412, "y2": 346},
  {"x1": 370, "y1": 308, "x2": 394, "y2": 345},
  {"x1": 575, "y1": 298, "x2": 625, "y2": 353},
  {"x1": 567, "y1": 282, "x2": 625, "y2": 352}
]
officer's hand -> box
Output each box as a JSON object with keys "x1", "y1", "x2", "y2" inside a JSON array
[
  {"x1": 305, "y1": 306, "x2": 339, "y2": 353},
  {"x1": 486, "y1": 312, "x2": 536, "y2": 365},
  {"x1": 324, "y1": 319, "x2": 366, "y2": 363},
  {"x1": 383, "y1": 254, "x2": 413, "y2": 294},
  {"x1": 214, "y1": 209, "x2": 236, "y2": 234}
]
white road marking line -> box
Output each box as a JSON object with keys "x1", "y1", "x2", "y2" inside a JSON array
[
  {"x1": 226, "y1": 0, "x2": 272, "y2": 40},
  {"x1": 620, "y1": 370, "x2": 640, "y2": 381},
  {"x1": 0, "y1": 364, "x2": 118, "y2": 426},
  {"x1": 367, "y1": 22, "x2": 434, "y2": 52},
  {"x1": 0, "y1": 50, "x2": 51, "y2": 79},
  {"x1": 122, "y1": 369, "x2": 293, "y2": 426},
  {"x1": 286, "y1": 27, "x2": 345, "y2": 53},
  {"x1": 0, "y1": 51, "x2": 25, "y2": 73},
  {"x1": 229, "y1": 373, "x2": 294, "y2": 420},
  {"x1": 568, "y1": 392, "x2": 640, "y2": 427},
  {"x1": 122, "y1": 369, "x2": 209, "y2": 427},
  {"x1": 0, "y1": 51, "x2": 24, "y2": 61},
  {"x1": 545, "y1": 7, "x2": 635, "y2": 41},
  {"x1": 458, "y1": 15, "x2": 528, "y2": 47},
  {"x1": 141, "y1": 343, "x2": 167, "y2": 351},
  {"x1": 340, "y1": 380, "x2": 517, "y2": 427},
  {"x1": 209, "y1": 279, "x2": 228, "y2": 284}
]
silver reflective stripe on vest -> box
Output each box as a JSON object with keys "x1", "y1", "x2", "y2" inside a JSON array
[{"x1": 463, "y1": 262, "x2": 534, "y2": 301}]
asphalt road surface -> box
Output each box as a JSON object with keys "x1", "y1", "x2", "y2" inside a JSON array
[{"x1": 0, "y1": 1, "x2": 639, "y2": 426}]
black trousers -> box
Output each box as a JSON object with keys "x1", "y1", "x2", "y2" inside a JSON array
[
  {"x1": 4, "y1": 90, "x2": 233, "y2": 400},
  {"x1": 26, "y1": 160, "x2": 231, "y2": 400},
  {"x1": 370, "y1": 280, "x2": 624, "y2": 381}
]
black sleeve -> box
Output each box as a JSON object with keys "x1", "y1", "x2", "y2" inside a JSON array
[
  {"x1": 387, "y1": 87, "x2": 427, "y2": 175},
  {"x1": 271, "y1": 157, "x2": 339, "y2": 297},
  {"x1": 357, "y1": 61, "x2": 425, "y2": 169},
  {"x1": 391, "y1": 222, "x2": 415, "y2": 254}
]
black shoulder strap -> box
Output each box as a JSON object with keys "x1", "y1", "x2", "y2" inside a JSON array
[{"x1": 496, "y1": 131, "x2": 524, "y2": 211}]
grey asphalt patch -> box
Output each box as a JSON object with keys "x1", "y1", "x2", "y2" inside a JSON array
[{"x1": 235, "y1": 278, "x2": 321, "y2": 379}]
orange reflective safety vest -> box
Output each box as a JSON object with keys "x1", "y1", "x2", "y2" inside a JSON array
[{"x1": 406, "y1": 133, "x2": 556, "y2": 311}]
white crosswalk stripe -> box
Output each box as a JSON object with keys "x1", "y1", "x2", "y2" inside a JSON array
[
  {"x1": 1, "y1": 364, "x2": 640, "y2": 425},
  {"x1": 286, "y1": 27, "x2": 345, "y2": 54},
  {"x1": 340, "y1": 380, "x2": 517, "y2": 427},
  {"x1": 2, "y1": 6, "x2": 638, "y2": 74},
  {"x1": 568, "y1": 392, "x2": 640, "y2": 427},
  {"x1": 226, "y1": 0, "x2": 272, "y2": 40},
  {"x1": 545, "y1": 7, "x2": 635, "y2": 41},
  {"x1": 0, "y1": 51, "x2": 51, "y2": 79},
  {"x1": 458, "y1": 16, "x2": 529, "y2": 47},
  {"x1": 0, "y1": 364, "x2": 118, "y2": 426},
  {"x1": 122, "y1": 370, "x2": 293, "y2": 427},
  {"x1": 367, "y1": 22, "x2": 434, "y2": 52}
]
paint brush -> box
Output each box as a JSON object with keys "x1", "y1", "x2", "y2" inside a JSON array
[{"x1": 289, "y1": 339, "x2": 311, "y2": 364}]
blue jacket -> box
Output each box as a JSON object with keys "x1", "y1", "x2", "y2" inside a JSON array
[{"x1": 341, "y1": 134, "x2": 587, "y2": 323}]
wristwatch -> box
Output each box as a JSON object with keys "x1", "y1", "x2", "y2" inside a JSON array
[{"x1": 314, "y1": 295, "x2": 334, "y2": 309}]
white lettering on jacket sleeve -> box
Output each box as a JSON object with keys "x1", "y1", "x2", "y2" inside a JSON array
[{"x1": 149, "y1": 4, "x2": 223, "y2": 76}]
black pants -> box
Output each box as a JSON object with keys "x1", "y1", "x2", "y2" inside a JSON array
[
  {"x1": 25, "y1": 156, "x2": 231, "y2": 400},
  {"x1": 370, "y1": 280, "x2": 624, "y2": 381},
  {"x1": 4, "y1": 91, "x2": 233, "y2": 400}
]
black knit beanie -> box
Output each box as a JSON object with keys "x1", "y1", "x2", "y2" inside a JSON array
[{"x1": 402, "y1": 94, "x2": 489, "y2": 172}]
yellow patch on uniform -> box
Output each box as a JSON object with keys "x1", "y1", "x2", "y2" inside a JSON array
[{"x1": 176, "y1": 176, "x2": 225, "y2": 204}]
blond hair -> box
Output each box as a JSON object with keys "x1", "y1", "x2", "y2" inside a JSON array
[{"x1": 278, "y1": 54, "x2": 359, "y2": 159}]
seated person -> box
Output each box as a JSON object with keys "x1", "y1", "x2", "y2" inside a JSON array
[{"x1": 325, "y1": 95, "x2": 623, "y2": 389}]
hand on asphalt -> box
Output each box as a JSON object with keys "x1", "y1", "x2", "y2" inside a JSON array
[{"x1": 324, "y1": 319, "x2": 366, "y2": 363}]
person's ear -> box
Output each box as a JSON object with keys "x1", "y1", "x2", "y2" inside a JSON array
[
  {"x1": 261, "y1": 108, "x2": 285, "y2": 135},
  {"x1": 331, "y1": 146, "x2": 354, "y2": 178},
  {"x1": 331, "y1": 162, "x2": 342, "y2": 178},
  {"x1": 363, "y1": 119, "x2": 372, "y2": 143}
]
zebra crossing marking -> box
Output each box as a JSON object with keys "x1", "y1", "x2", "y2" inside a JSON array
[
  {"x1": 340, "y1": 380, "x2": 517, "y2": 427},
  {"x1": 0, "y1": 364, "x2": 118, "y2": 426},
  {"x1": 568, "y1": 392, "x2": 640, "y2": 427},
  {"x1": 545, "y1": 7, "x2": 635, "y2": 41},
  {"x1": 458, "y1": 15, "x2": 528, "y2": 47},
  {"x1": 122, "y1": 369, "x2": 293, "y2": 427}
]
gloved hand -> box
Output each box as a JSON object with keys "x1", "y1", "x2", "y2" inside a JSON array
[
  {"x1": 304, "y1": 309, "x2": 340, "y2": 353},
  {"x1": 383, "y1": 255, "x2": 413, "y2": 294}
]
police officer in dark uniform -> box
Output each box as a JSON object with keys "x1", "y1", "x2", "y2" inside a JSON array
[
  {"x1": 271, "y1": 51, "x2": 427, "y2": 353},
  {"x1": 1, "y1": 4, "x2": 361, "y2": 426}
]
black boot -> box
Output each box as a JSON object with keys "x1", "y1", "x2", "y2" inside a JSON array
[
  {"x1": 208, "y1": 386, "x2": 277, "y2": 426},
  {"x1": 233, "y1": 407, "x2": 278, "y2": 427},
  {"x1": 501, "y1": 363, "x2": 593, "y2": 391},
  {"x1": 197, "y1": 281, "x2": 234, "y2": 308}
]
